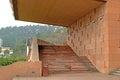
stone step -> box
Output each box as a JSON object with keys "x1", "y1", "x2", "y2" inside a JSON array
[
  {"x1": 111, "y1": 72, "x2": 120, "y2": 76},
  {"x1": 39, "y1": 45, "x2": 97, "y2": 74},
  {"x1": 115, "y1": 70, "x2": 120, "y2": 73}
]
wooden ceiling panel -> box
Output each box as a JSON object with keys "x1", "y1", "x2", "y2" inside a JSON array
[{"x1": 11, "y1": 0, "x2": 105, "y2": 26}]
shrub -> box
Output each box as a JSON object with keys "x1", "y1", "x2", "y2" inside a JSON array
[{"x1": 0, "y1": 57, "x2": 26, "y2": 66}]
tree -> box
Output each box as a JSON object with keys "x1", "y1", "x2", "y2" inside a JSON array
[
  {"x1": 4, "y1": 50, "x2": 10, "y2": 56},
  {"x1": 0, "y1": 47, "x2": 1, "y2": 53},
  {"x1": 13, "y1": 42, "x2": 26, "y2": 57}
]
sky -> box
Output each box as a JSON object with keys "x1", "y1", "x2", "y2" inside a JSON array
[{"x1": 0, "y1": 0, "x2": 41, "y2": 28}]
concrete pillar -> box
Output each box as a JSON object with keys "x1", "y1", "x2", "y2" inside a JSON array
[{"x1": 29, "y1": 37, "x2": 39, "y2": 62}]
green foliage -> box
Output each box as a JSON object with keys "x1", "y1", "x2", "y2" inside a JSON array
[
  {"x1": 0, "y1": 25, "x2": 67, "y2": 47},
  {"x1": 37, "y1": 27, "x2": 67, "y2": 44},
  {"x1": 12, "y1": 43, "x2": 26, "y2": 57},
  {"x1": 0, "y1": 47, "x2": 1, "y2": 53},
  {"x1": 4, "y1": 50, "x2": 9, "y2": 55},
  {"x1": 0, "y1": 57, "x2": 26, "y2": 66}
]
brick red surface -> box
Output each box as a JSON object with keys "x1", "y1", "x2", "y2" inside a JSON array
[
  {"x1": 67, "y1": 5, "x2": 109, "y2": 73},
  {"x1": 0, "y1": 61, "x2": 42, "y2": 80},
  {"x1": 107, "y1": 0, "x2": 120, "y2": 72},
  {"x1": 42, "y1": 67, "x2": 49, "y2": 76}
]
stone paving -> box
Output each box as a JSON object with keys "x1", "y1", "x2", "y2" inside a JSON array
[{"x1": 13, "y1": 72, "x2": 120, "y2": 80}]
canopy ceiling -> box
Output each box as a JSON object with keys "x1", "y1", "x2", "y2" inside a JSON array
[{"x1": 10, "y1": 0, "x2": 106, "y2": 26}]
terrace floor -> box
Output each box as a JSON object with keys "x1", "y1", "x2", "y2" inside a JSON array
[{"x1": 13, "y1": 72, "x2": 120, "y2": 80}]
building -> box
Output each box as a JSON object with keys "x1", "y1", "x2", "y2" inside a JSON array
[
  {"x1": 1, "y1": 47, "x2": 10, "y2": 52},
  {"x1": 9, "y1": 50, "x2": 13, "y2": 55},
  {"x1": 0, "y1": 47, "x2": 13, "y2": 57},
  {"x1": 10, "y1": 0, "x2": 120, "y2": 74},
  {"x1": 0, "y1": 38, "x2": 3, "y2": 47}
]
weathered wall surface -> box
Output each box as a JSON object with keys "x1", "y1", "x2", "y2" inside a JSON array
[
  {"x1": 67, "y1": 5, "x2": 109, "y2": 73},
  {"x1": 0, "y1": 61, "x2": 42, "y2": 80},
  {"x1": 107, "y1": 0, "x2": 120, "y2": 72},
  {"x1": 29, "y1": 37, "x2": 39, "y2": 62}
]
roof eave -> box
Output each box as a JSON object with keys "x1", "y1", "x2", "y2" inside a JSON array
[{"x1": 10, "y1": 0, "x2": 18, "y2": 20}]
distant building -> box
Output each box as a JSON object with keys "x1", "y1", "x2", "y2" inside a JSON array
[
  {"x1": 1, "y1": 47, "x2": 10, "y2": 52},
  {"x1": 9, "y1": 50, "x2": 13, "y2": 55},
  {"x1": 0, "y1": 38, "x2": 3, "y2": 47},
  {"x1": 0, "y1": 47, "x2": 13, "y2": 57},
  {"x1": 0, "y1": 51, "x2": 4, "y2": 56},
  {"x1": 0, "y1": 39, "x2": 13, "y2": 57}
]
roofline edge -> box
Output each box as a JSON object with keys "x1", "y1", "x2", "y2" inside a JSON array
[{"x1": 9, "y1": 0, "x2": 18, "y2": 20}]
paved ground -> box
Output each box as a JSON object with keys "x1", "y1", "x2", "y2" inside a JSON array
[{"x1": 13, "y1": 72, "x2": 120, "y2": 80}]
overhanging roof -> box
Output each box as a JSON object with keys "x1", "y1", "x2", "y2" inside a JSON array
[{"x1": 10, "y1": 0, "x2": 106, "y2": 26}]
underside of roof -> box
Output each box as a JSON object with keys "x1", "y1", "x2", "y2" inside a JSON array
[{"x1": 10, "y1": 0, "x2": 106, "y2": 26}]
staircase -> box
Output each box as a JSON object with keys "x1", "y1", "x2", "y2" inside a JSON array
[
  {"x1": 39, "y1": 45, "x2": 97, "y2": 74},
  {"x1": 110, "y1": 68, "x2": 120, "y2": 76}
]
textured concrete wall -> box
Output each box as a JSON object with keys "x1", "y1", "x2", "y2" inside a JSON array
[
  {"x1": 0, "y1": 61, "x2": 42, "y2": 80},
  {"x1": 29, "y1": 37, "x2": 39, "y2": 62},
  {"x1": 67, "y1": 4, "x2": 109, "y2": 73},
  {"x1": 107, "y1": 0, "x2": 120, "y2": 72}
]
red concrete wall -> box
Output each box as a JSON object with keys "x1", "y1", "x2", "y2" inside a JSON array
[
  {"x1": 0, "y1": 61, "x2": 42, "y2": 80},
  {"x1": 67, "y1": 4, "x2": 109, "y2": 73},
  {"x1": 107, "y1": 0, "x2": 120, "y2": 72}
]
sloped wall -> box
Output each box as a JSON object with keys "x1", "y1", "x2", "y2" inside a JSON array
[{"x1": 67, "y1": 5, "x2": 109, "y2": 73}]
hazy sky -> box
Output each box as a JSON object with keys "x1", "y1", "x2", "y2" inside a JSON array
[{"x1": 0, "y1": 0, "x2": 41, "y2": 28}]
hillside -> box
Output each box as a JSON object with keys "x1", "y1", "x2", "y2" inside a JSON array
[
  {"x1": 0, "y1": 25, "x2": 67, "y2": 56},
  {"x1": 0, "y1": 25, "x2": 67, "y2": 47}
]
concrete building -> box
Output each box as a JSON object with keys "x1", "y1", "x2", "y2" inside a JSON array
[
  {"x1": 10, "y1": 0, "x2": 120, "y2": 74},
  {"x1": 0, "y1": 47, "x2": 13, "y2": 57},
  {"x1": 0, "y1": 38, "x2": 3, "y2": 47}
]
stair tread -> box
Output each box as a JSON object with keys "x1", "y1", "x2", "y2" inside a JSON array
[
  {"x1": 39, "y1": 45, "x2": 97, "y2": 74},
  {"x1": 111, "y1": 73, "x2": 120, "y2": 75}
]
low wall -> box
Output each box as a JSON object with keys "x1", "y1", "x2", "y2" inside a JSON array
[{"x1": 0, "y1": 61, "x2": 42, "y2": 80}]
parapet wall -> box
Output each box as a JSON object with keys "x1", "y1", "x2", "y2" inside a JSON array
[
  {"x1": 0, "y1": 61, "x2": 42, "y2": 80},
  {"x1": 67, "y1": 4, "x2": 109, "y2": 73}
]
